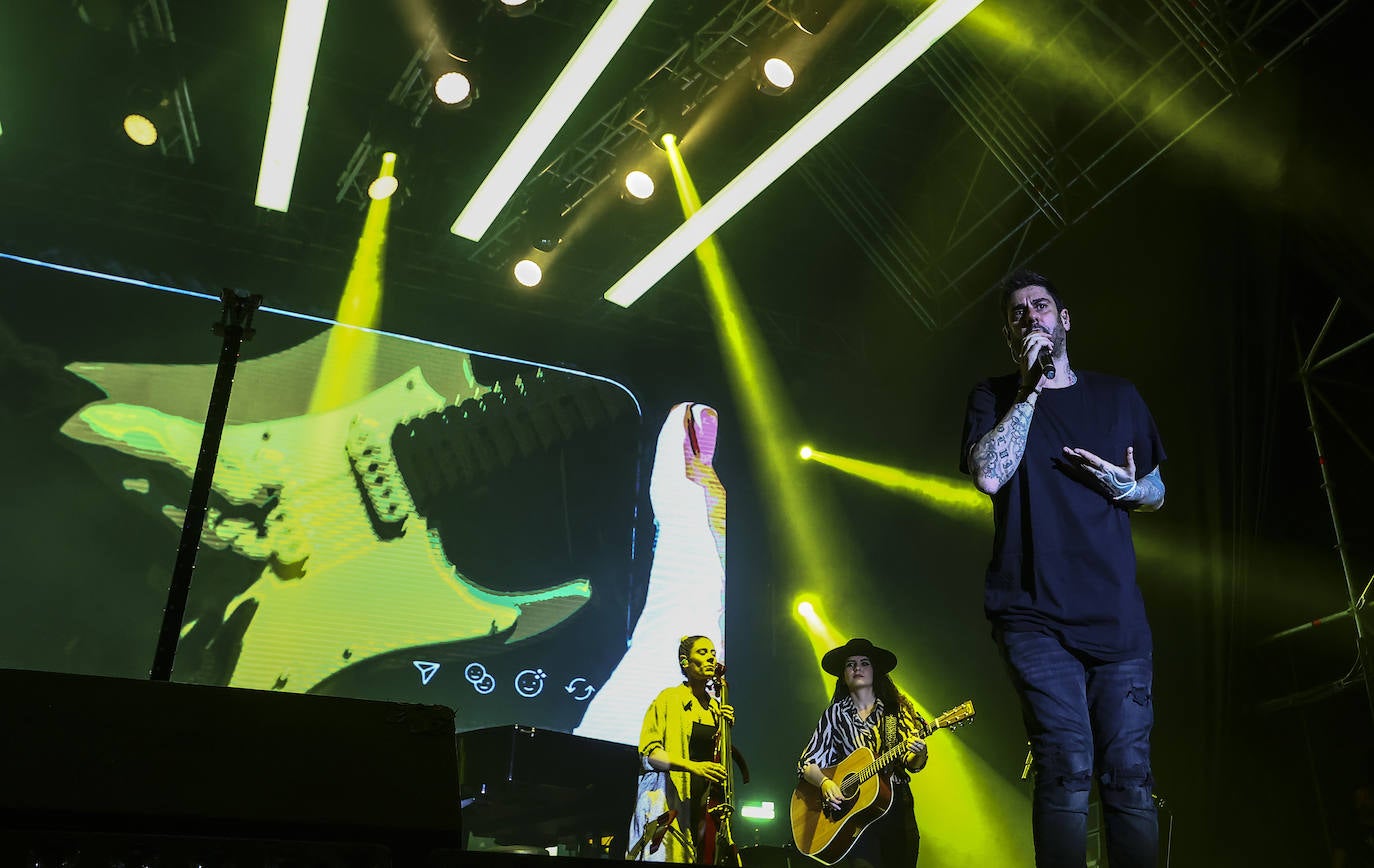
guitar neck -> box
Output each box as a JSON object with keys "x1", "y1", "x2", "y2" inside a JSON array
[{"x1": 854, "y1": 719, "x2": 941, "y2": 785}]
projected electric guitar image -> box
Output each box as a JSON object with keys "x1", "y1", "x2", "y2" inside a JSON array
[
  {"x1": 58, "y1": 331, "x2": 628, "y2": 692},
  {"x1": 789, "y1": 701, "x2": 975, "y2": 865}
]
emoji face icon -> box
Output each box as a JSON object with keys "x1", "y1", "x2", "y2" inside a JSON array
[
  {"x1": 515, "y1": 668, "x2": 547, "y2": 698},
  {"x1": 465, "y1": 662, "x2": 496, "y2": 695}
]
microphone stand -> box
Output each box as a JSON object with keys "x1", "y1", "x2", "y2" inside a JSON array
[{"x1": 149, "y1": 288, "x2": 261, "y2": 682}]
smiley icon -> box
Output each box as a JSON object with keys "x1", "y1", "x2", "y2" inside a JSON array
[
  {"x1": 465, "y1": 662, "x2": 496, "y2": 695},
  {"x1": 514, "y1": 668, "x2": 547, "y2": 698}
]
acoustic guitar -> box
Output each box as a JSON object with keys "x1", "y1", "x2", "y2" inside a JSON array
[{"x1": 789, "y1": 701, "x2": 975, "y2": 865}]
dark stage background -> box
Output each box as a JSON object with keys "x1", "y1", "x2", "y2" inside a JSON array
[{"x1": 3, "y1": 1, "x2": 1374, "y2": 865}]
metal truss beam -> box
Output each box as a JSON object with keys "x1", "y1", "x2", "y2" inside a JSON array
[
  {"x1": 811, "y1": 0, "x2": 1350, "y2": 330},
  {"x1": 465, "y1": 0, "x2": 799, "y2": 271},
  {"x1": 127, "y1": 0, "x2": 200, "y2": 164}
]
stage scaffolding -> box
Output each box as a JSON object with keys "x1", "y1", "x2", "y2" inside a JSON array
[{"x1": 1256, "y1": 298, "x2": 1374, "y2": 720}]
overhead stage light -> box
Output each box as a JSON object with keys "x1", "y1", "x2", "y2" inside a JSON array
[
  {"x1": 604, "y1": 0, "x2": 984, "y2": 308},
  {"x1": 757, "y1": 57, "x2": 796, "y2": 95},
  {"x1": 513, "y1": 258, "x2": 543, "y2": 287},
  {"x1": 434, "y1": 70, "x2": 474, "y2": 106},
  {"x1": 367, "y1": 151, "x2": 399, "y2": 200},
  {"x1": 623, "y1": 170, "x2": 655, "y2": 201},
  {"x1": 799, "y1": 445, "x2": 813, "y2": 460},
  {"x1": 498, "y1": 0, "x2": 540, "y2": 19},
  {"x1": 791, "y1": 0, "x2": 839, "y2": 35},
  {"x1": 123, "y1": 103, "x2": 165, "y2": 146},
  {"x1": 122, "y1": 79, "x2": 179, "y2": 147},
  {"x1": 368, "y1": 176, "x2": 399, "y2": 200}
]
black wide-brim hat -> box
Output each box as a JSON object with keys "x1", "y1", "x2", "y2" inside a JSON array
[{"x1": 821, "y1": 638, "x2": 897, "y2": 676}]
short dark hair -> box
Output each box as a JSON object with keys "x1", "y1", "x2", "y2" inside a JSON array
[{"x1": 999, "y1": 269, "x2": 1064, "y2": 321}]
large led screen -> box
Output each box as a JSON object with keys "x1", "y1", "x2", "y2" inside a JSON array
[{"x1": 0, "y1": 254, "x2": 727, "y2": 745}]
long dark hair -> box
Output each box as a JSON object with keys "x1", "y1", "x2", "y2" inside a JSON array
[{"x1": 830, "y1": 669, "x2": 919, "y2": 730}]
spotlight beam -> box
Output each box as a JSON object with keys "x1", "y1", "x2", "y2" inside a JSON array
[
  {"x1": 604, "y1": 0, "x2": 983, "y2": 307},
  {"x1": 662, "y1": 135, "x2": 856, "y2": 591},
  {"x1": 804, "y1": 447, "x2": 991, "y2": 519},
  {"x1": 450, "y1": 0, "x2": 657, "y2": 241},
  {"x1": 255, "y1": 0, "x2": 330, "y2": 213}
]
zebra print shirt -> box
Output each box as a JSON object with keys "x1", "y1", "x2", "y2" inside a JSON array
[{"x1": 797, "y1": 695, "x2": 927, "y2": 783}]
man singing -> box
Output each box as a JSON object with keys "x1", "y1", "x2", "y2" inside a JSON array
[{"x1": 960, "y1": 269, "x2": 1166, "y2": 867}]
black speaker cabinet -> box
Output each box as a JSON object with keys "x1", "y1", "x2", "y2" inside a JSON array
[{"x1": 0, "y1": 667, "x2": 462, "y2": 865}]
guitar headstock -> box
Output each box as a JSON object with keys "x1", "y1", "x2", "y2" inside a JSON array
[{"x1": 932, "y1": 700, "x2": 975, "y2": 731}]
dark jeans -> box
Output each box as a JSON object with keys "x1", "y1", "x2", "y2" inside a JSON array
[
  {"x1": 997, "y1": 629, "x2": 1157, "y2": 868},
  {"x1": 843, "y1": 779, "x2": 920, "y2": 868}
]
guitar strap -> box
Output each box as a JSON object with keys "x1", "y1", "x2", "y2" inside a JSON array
[{"x1": 882, "y1": 711, "x2": 898, "y2": 765}]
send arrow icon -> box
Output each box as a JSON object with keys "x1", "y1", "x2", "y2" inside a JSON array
[{"x1": 413, "y1": 661, "x2": 440, "y2": 685}]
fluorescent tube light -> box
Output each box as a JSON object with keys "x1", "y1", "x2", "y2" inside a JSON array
[
  {"x1": 255, "y1": 0, "x2": 330, "y2": 212},
  {"x1": 450, "y1": 0, "x2": 657, "y2": 241},
  {"x1": 604, "y1": 0, "x2": 983, "y2": 307}
]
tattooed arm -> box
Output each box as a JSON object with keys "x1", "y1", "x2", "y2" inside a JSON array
[
  {"x1": 1060, "y1": 446, "x2": 1166, "y2": 512},
  {"x1": 968, "y1": 389, "x2": 1040, "y2": 496},
  {"x1": 1124, "y1": 467, "x2": 1166, "y2": 512}
]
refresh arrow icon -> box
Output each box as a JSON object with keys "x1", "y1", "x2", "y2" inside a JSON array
[{"x1": 564, "y1": 677, "x2": 596, "y2": 701}]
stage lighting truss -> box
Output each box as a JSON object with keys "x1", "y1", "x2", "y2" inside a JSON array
[
  {"x1": 463, "y1": 0, "x2": 799, "y2": 271},
  {"x1": 793, "y1": 0, "x2": 1353, "y2": 330},
  {"x1": 336, "y1": 30, "x2": 457, "y2": 209},
  {"x1": 124, "y1": 0, "x2": 200, "y2": 163}
]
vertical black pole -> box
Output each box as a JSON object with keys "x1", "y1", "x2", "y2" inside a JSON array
[{"x1": 150, "y1": 289, "x2": 261, "y2": 682}]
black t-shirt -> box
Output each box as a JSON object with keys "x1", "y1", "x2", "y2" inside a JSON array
[{"x1": 960, "y1": 371, "x2": 1166, "y2": 660}]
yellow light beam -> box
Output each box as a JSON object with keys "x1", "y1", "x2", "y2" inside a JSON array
[
  {"x1": 803, "y1": 447, "x2": 992, "y2": 521},
  {"x1": 955, "y1": 4, "x2": 1284, "y2": 190},
  {"x1": 794, "y1": 595, "x2": 844, "y2": 697},
  {"x1": 662, "y1": 136, "x2": 856, "y2": 591},
  {"x1": 803, "y1": 445, "x2": 1210, "y2": 580},
  {"x1": 309, "y1": 151, "x2": 392, "y2": 413}
]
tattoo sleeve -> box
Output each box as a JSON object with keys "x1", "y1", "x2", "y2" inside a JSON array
[
  {"x1": 1127, "y1": 467, "x2": 1166, "y2": 512},
  {"x1": 968, "y1": 399, "x2": 1036, "y2": 492}
]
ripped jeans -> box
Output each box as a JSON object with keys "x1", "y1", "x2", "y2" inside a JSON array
[{"x1": 997, "y1": 629, "x2": 1157, "y2": 868}]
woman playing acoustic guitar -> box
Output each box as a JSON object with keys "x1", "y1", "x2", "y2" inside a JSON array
[{"x1": 797, "y1": 638, "x2": 928, "y2": 868}]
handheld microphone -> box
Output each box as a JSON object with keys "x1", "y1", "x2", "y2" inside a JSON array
[
  {"x1": 1030, "y1": 342, "x2": 1056, "y2": 380},
  {"x1": 1039, "y1": 352, "x2": 1056, "y2": 380}
]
